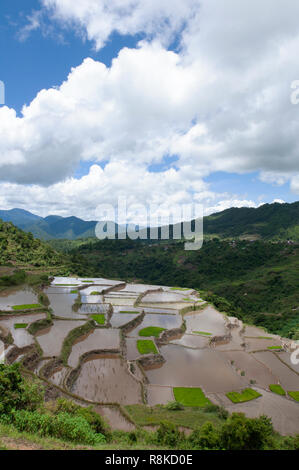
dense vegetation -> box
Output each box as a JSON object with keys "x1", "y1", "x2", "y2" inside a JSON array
[
  {"x1": 0, "y1": 364, "x2": 298, "y2": 450},
  {"x1": 0, "y1": 219, "x2": 67, "y2": 267}
]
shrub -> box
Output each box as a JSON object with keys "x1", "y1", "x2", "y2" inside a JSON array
[
  {"x1": 220, "y1": 413, "x2": 274, "y2": 450},
  {"x1": 0, "y1": 363, "x2": 44, "y2": 414},
  {"x1": 54, "y1": 398, "x2": 111, "y2": 437},
  {"x1": 188, "y1": 422, "x2": 221, "y2": 450},
  {"x1": 165, "y1": 401, "x2": 184, "y2": 411},
  {"x1": 5, "y1": 410, "x2": 105, "y2": 445},
  {"x1": 156, "y1": 421, "x2": 182, "y2": 447}
]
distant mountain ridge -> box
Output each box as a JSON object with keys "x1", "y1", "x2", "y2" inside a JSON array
[
  {"x1": 0, "y1": 209, "x2": 97, "y2": 240},
  {"x1": 0, "y1": 201, "x2": 298, "y2": 241}
]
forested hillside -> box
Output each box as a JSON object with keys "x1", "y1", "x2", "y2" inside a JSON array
[
  {"x1": 68, "y1": 238, "x2": 299, "y2": 339},
  {"x1": 0, "y1": 219, "x2": 67, "y2": 268}
]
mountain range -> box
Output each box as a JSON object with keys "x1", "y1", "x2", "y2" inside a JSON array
[{"x1": 0, "y1": 201, "x2": 298, "y2": 241}]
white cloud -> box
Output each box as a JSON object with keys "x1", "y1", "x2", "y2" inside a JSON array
[
  {"x1": 0, "y1": 0, "x2": 299, "y2": 217},
  {"x1": 42, "y1": 0, "x2": 200, "y2": 50}
]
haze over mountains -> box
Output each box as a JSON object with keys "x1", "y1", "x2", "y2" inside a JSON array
[{"x1": 0, "y1": 201, "x2": 298, "y2": 241}]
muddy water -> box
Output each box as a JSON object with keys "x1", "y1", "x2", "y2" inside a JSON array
[
  {"x1": 216, "y1": 324, "x2": 244, "y2": 351},
  {"x1": 68, "y1": 329, "x2": 120, "y2": 368},
  {"x1": 110, "y1": 313, "x2": 139, "y2": 328},
  {"x1": 0, "y1": 288, "x2": 38, "y2": 311},
  {"x1": 279, "y1": 352, "x2": 299, "y2": 374},
  {"x1": 253, "y1": 351, "x2": 299, "y2": 390},
  {"x1": 47, "y1": 292, "x2": 86, "y2": 319},
  {"x1": 222, "y1": 351, "x2": 278, "y2": 389},
  {"x1": 79, "y1": 303, "x2": 109, "y2": 314},
  {"x1": 142, "y1": 292, "x2": 185, "y2": 303},
  {"x1": 44, "y1": 287, "x2": 74, "y2": 295},
  {"x1": 36, "y1": 320, "x2": 85, "y2": 357},
  {"x1": 244, "y1": 325, "x2": 273, "y2": 338},
  {"x1": 120, "y1": 284, "x2": 158, "y2": 293},
  {"x1": 146, "y1": 344, "x2": 245, "y2": 393},
  {"x1": 147, "y1": 385, "x2": 174, "y2": 405},
  {"x1": 49, "y1": 366, "x2": 69, "y2": 387},
  {"x1": 104, "y1": 297, "x2": 136, "y2": 306},
  {"x1": 170, "y1": 334, "x2": 210, "y2": 349},
  {"x1": 72, "y1": 354, "x2": 142, "y2": 404},
  {"x1": 81, "y1": 295, "x2": 103, "y2": 304},
  {"x1": 184, "y1": 306, "x2": 227, "y2": 337},
  {"x1": 245, "y1": 337, "x2": 282, "y2": 352},
  {"x1": 126, "y1": 337, "x2": 141, "y2": 360},
  {"x1": 0, "y1": 313, "x2": 46, "y2": 348},
  {"x1": 128, "y1": 313, "x2": 181, "y2": 337},
  {"x1": 143, "y1": 307, "x2": 179, "y2": 314},
  {"x1": 81, "y1": 286, "x2": 110, "y2": 295}
]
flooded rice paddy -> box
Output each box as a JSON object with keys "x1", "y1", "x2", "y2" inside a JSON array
[
  {"x1": 2, "y1": 276, "x2": 298, "y2": 434},
  {"x1": 184, "y1": 306, "x2": 227, "y2": 337},
  {"x1": 0, "y1": 313, "x2": 46, "y2": 348},
  {"x1": 0, "y1": 287, "x2": 38, "y2": 311},
  {"x1": 110, "y1": 313, "x2": 140, "y2": 328},
  {"x1": 253, "y1": 351, "x2": 299, "y2": 390},
  {"x1": 128, "y1": 313, "x2": 182, "y2": 337},
  {"x1": 71, "y1": 354, "x2": 142, "y2": 404},
  {"x1": 68, "y1": 329, "x2": 120, "y2": 368},
  {"x1": 36, "y1": 320, "x2": 85, "y2": 356},
  {"x1": 146, "y1": 344, "x2": 245, "y2": 392}
]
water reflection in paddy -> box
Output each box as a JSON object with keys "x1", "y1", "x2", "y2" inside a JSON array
[
  {"x1": 110, "y1": 313, "x2": 139, "y2": 328},
  {"x1": 72, "y1": 354, "x2": 142, "y2": 404},
  {"x1": 47, "y1": 292, "x2": 86, "y2": 319},
  {"x1": 0, "y1": 313, "x2": 46, "y2": 348},
  {"x1": 49, "y1": 366, "x2": 69, "y2": 387},
  {"x1": 0, "y1": 287, "x2": 38, "y2": 311},
  {"x1": 36, "y1": 320, "x2": 85, "y2": 356},
  {"x1": 79, "y1": 303, "x2": 109, "y2": 314},
  {"x1": 128, "y1": 313, "x2": 181, "y2": 337},
  {"x1": 184, "y1": 306, "x2": 227, "y2": 337},
  {"x1": 68, "y1": 329, "x2": 120, "y2": 368},
  {"x1": 222, "y1": 351, "x2": 278, "y2": 389},
  {"x1": 146, "y1": 344, "x2": 245, "y2": 393},
  {"x1": 147, "y1": 385, "x2": 174, "y2": 405},
  {"x1": 253, "y1": 351, "x2": 299, "y2": 390},
  {"x1": 170, "y1": 334, "x2": 209, "y2": 349}
]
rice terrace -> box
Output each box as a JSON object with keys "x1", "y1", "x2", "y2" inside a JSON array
[{"x1": 1, "y1": 275, "x2": 298, "y2": 444}]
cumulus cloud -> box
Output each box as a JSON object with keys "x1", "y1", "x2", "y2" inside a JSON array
[
  {"x1": 42, "y1": 0, "x2": 200, "y2": 50},
  {"x1": 0, "y1": 0, "x2": 298, "y2": 216}
]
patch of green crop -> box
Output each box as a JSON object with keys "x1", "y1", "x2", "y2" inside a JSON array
[
  {"x1": 226, "y1": 388, "x2": 262, "y2": 403},
  {"x1": 170, "y1": 287, "x2": 190, "y2": 291},
  {"x1": 193, "y1": 331, "x2": 212, "y2": 336},
  {"x1": 14, "y1": 323, "x2": 28, "y2": 329},
  {"x1": 12, "y1": 304, "x2": 42, "y2": 311},
  {"x1": 267, "y1": 346, "x2": 283, "y2": 350},
  {"x1": 119, "y1": 311, "x2": 139, "y2": 314},
  {"x1": 138, "y1": 327, "x2": 165, "y2": 338},
  {"x1": 70, "y1": 290, "x2": 78, "y2": 294},
  {"x1": 269, "y1": 384, "x2": 286, "y2": 396},
  {"x1": 173, "y1": 387, "x2": 211, "y2": 407},
  {"x1": 90, "y1": 291, "x2": 101, "y2": 295},
  {"x1": 288, "y1": 391, "x2": 299, "y2": 402},
  {"x1": 137, "y1": 340, "x2": 158, "y2": 355},
  {"x1": 91, "y1": 314, "x2": 105, "y2": 325}
]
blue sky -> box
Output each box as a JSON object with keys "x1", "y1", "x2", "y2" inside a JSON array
[{"x1": 0, "y1": 0, "x2": 298, "y2": 220}]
